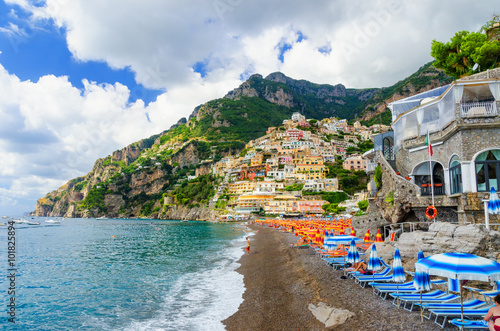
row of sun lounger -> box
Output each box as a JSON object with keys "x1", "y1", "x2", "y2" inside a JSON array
[{"x1": 313, "y1": 243, "x2": 497, "y2": 329}]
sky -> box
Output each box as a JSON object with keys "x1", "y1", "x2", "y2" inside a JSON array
[{"x1": 0, "y1": 0, "x2": 498, "y2": 216}]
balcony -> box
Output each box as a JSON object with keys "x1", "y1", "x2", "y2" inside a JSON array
[
  {"x1": 460, "y1": 101, "x2": 498, "y2": 118},
  {"x1": 420, "y1": 183, "x2": 444, "y2": 196},
  {"x1": 366, "y1": 161, "x2": 376, "y2": 173}
]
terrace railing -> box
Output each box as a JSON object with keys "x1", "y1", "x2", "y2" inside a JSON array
[
  {"x1": 366, "y1": 161, "x2": 376, "y2": 173},
  {"x1": 460, "y1": 101, "x2": 498, "y2": 118},
  {"x1": 420, "y1": 183, "x2": 444, "y2": 196}
]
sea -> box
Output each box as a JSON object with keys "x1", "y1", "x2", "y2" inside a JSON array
[{"x1": 0, "y1": 218, "x2": 250, "y2": 330}]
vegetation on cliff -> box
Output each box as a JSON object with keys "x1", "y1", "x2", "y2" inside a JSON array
[
  {"x1": 34, "y1": 61, "x2": 450, "y2": 219},
  {"x1": 170, "y1": 174, "x2": 217, "y2": 207}
]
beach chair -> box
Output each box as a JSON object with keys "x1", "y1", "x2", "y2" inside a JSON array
[
  {"x1": 414, "y1": 299, "x2": 487, "y2": 320},
  {"x1": 449, "y1": 318, "x2": 489, "y2": 329},
  {"x1": 389, "y1": 290, "x2": 451, "y2": 308},
  {"x1": 463, "y1": 281, "x2": 500, "y2": 304},
  {"x1": 370, "y1": 281, "x2": 418, "y2": 299},
  {"x1": 353, "y1": 258, "x2": 391, "y2": 279},
  {"x1": 373, "y1": 279, "x2": 448, "y2": 298},
  {"x1": 404, "y1": 293, "x2": 459, "y2": 311},
  {"x1": 354, "y1": 267, "x2": 391, "y2": 279},
  {"x1": 356, "y1": 274, "x2": 394, "y2": 287},
  {"x1": 428, "y1": 305, "x2": 494, "y2": 328},
  {"x1": 322, "y1": 257, "x2": 344, "y2": 266}
]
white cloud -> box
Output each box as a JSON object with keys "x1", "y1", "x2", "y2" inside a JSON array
[
  {"x1": 0, "y1": 64, "x2": 236, "y2": 215},
  {"x1": 1, "y1": 0, "x2": 499, "y2": 214},
  {"x1": 5, "y1": 0, "x2": 499, "y2": 89},
  {"x1": 0, "y1": 22, "x2": 26, "y2": 38}
]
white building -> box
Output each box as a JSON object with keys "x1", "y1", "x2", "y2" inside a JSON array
[{"x1": 292, "y1": 112, "x2": 306, "y2": 122}]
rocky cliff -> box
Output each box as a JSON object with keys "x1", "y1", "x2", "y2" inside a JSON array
[
  {"x1": 33, "y1": 63, "x2": 451, "y2": 219},
  {"x1": 225, "y1": 72, "x2": 379, "y2": 120},
  {"x1": 160, "y1": 205, "x2": 217, "y2": 221},
  {"x1": 375, "y1": 222, "x2": 500, "y2": 269}
]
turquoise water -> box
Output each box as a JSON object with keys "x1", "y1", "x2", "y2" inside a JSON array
[{"x1": 0, "y1": 218, "x2": 248, "y2": 330}]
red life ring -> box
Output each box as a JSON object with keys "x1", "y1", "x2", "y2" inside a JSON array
[{"x1": 426, "y1": 206, "x2": 437, "y2": 219}]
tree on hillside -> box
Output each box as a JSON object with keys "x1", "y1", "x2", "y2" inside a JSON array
[{"x1": 431, "y1": 17, "x2": 500, "y2": 79}]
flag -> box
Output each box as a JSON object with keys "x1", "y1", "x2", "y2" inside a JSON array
[{"x1": 424, "y1": 130, "x2": 433, "y2": 156}]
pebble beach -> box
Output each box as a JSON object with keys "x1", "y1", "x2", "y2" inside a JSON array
[{"x1": 224, "y1": 225, "x2": 454, "y2": 331}]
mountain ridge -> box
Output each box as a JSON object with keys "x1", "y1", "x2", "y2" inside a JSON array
[{"x1": 33, "y1": 62, "x2": 451, "y2": 218}]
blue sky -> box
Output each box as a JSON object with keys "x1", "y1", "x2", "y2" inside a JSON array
[
  {"x1": 0, "y1": 1, "x2": 162, "y2": 105},
  {"x1": 0, "y1": 0, "x2": 498, "y2": 216}
]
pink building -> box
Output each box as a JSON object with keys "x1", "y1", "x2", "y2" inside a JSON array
[
  {"x1": 297, "y1": 199, "x2": 328, "y2": 214},
  {"x1": 286, "y1": 129, "x2": 303, "y2": 140},
  {"x1": 279, "y1": 156, "x2": 293, "y2": 164},
  {"x1": 342, "y1": 155, "x2": 367, "y2": 171},
  {"x1": 298, "y1": 119, "x2": 310, "y2": 127}
]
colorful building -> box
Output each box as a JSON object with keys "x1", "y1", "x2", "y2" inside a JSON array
[
  {"x1": 236, "y1": 194, "x2": 275, "y2": 214},
  {"x1": 228, "y1": 181, "x2": 257, "y2": 195},
  {"x1": 343, "y1": 155, "x2": 367, "y2": 171}
]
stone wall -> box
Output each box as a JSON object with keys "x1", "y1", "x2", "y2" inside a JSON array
[
  {"x1": 397, "y1": 125, "x2": 500, "y2": 178},
  {"x1": 458, "y1": 67, "x2": 500, "y2": 81},
  {"x1": 412, "y1": 206, "x2": 458, "y2": 223},
  {"x1": 351, "y1": 199, "x2": 389, "y2": 240},
  {"x1": 373, "y1": 151, "x2": 422, "y2": 224}
]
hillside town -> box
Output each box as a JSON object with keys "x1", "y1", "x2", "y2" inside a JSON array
[{"x1": 207, "y1": 112, "x2": 390, "y2": 217}]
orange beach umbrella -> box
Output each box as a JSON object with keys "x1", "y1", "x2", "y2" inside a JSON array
[
  {"x1": 363, "y1": 230, "x2": 371, "y2": 242},
  {"x1": 375, "y1": 229, "x2": 383, "y2": 242}
]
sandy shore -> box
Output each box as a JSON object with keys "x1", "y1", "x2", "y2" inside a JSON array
[{"x1": 223, "y1": 225, "x2": 452, "y2": 331}]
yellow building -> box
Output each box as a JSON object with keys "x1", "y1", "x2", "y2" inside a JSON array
[
  {"x1": 250, "y1": 153, "x2": 264, "y2": 166},
  {"x1": 228, "y1": 181, "x2": 257, "y2": 195},
  {"x1": 264, "y1": 195, "x2": 299, "y2": 215},
  {"x1": 296, "y1": 155, "x2": 328, "y2": 180},
  {"x1": 236, "y1": 194, "x2": 275, "y2": 213}
]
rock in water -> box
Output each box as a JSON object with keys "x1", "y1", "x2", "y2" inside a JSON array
[{"x1": 308, "y1": 302, "x2": 354, "y2": 328}]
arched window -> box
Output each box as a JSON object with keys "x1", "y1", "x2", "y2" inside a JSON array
[
  {"x1": 475, "y1": 150, "x2": 500, "y2": 192},
  {"x1": 412, "y1": 162, "x2": 444, "y2": 196},
  {"x1": 382, "y1": 137, "x2": 394, "y2": 160},
  {"x1": 449, "y1": 156, "x2": 462, "y2": 194}
]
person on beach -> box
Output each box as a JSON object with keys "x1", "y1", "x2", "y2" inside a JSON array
[
  {"x1": 354, "y1": 261, "x2": 367, "y2": 272},
  {"x1": 345, "y1": 261, "x2": 366, "y2": 272},
  {"x1": 485, "y1": 294, "x2": 500, "y2": 331},
  {"x1": 246, "y1": 237, "x2": 251, "y2": 254},
  {"x1": 292, "y1": 237, "x2": 307, "y2": 247}
]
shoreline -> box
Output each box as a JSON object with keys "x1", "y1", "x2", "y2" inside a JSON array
[{"x1": 223, "y1": 225, "x2": 451, "y2": 331}]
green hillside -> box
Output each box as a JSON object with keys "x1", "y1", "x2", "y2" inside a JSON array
[{"x1": 33, "y1": 61, "x2": 452, "y2": 218}]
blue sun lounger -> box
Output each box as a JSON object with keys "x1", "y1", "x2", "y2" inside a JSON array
[
  {"x1": 322, "y1": 257, "x2": 344, "y2": 265},
  {"x1": 449, "y1": 318, "x2": 489, "y2": 329},
  {"x1": 428, "y1": 305, "x2": 494, "y2": 328},
  {"x1": 390, "y1": 290, "x2": 454, "y2": 308},
  {"x1": 354, "y1": 266, "x2": 392, "y2": 281},
  {"x1": 404, "y1": 294, "x2": 459, "y2": 311},
  {"x1": 372, "y1": 279, "x2": 449, "y2": 300},
  {"x1": 463, "y1": 281, "x2": 500, "y2": 303},
  {"x1": 370, "y1": 281, "x2": 416, "y2": 299},
  {"x1": 479, "y1": 290, "x2": 500, "y2": 304},
  {"x1": 356, "y1": 274, "x2": 395, "y2": 287},
  {"x1": 414, "y1": 299, "x2": 488, "y2": 320},
  {"x1": 418, "y1": 298, "x2": 487, "y2": 311}
]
